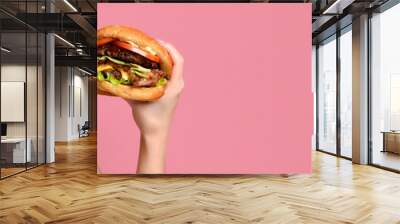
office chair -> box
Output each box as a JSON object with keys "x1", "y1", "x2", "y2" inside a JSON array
[{"x1": 79, "y1": 121, "x2": 90, "y2": 138}]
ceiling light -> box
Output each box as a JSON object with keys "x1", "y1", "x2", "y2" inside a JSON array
[
  {"x1": 63, "y1": 0, "x2": 78, "y2": 12},
  {"x1": 78, "y1": 67, "x2": 92, "y2": 76},
  {"x1": 54, "y1": 34, "x2": 75, "y2": 48},
  {"x1": 323, "y1": 0, "x2": 341, "y2": 14},
  {"x1": 76, "y1": 48, "x2": 85, "y2": 55},
  {"x1": 322, "y1": 0, "x2": 354, "y2": 15},
  {"x1": 1, "y1": 47, "x2": 11, "y2": 53}
]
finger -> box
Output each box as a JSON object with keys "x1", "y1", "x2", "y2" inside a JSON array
[
  {"x1": 123, "y1": 98, "x2": 134, "y2": 107},
  {"x1": 162, "y1": 42, "x2": 183, "y2": 66},
  {"x1": 159, "y1": 41, "x2": 184, "y2": 82},
  {"x1": 158, "y1": 39, "x2": 166, "y2": 45},
  {"x1": 124, "y1": 98, "x2": 149, "y2": 107}
]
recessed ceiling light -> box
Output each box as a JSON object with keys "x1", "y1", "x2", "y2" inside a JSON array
[
  {"x1": 78, "y1": 67, "x2": 92, "y2": 76},
  {"x1": 322, "y1": 0, "x2": 354, "y2": 15},
  {"x1": 1, "y1": 47, "x2": 11, "y2": 53},
  {"x1": 54, "y1": 34, "x2": 75, "y2": 48},
  {"x1": 63, "y1": 0, "x2": 78, "y2": 12}
]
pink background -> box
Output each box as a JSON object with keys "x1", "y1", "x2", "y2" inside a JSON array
[{"x1": 97, "y1": 3, "x2": 312, "y2": 174}]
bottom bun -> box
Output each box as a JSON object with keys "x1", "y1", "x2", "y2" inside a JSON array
[
  {"x1": 97, "y1": 80, "x2": 165, "y2": 101},
  {"x1": 97, "y1": 89, "x2": 115, "y2": 97}
]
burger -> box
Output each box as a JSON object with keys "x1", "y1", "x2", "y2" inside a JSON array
[{"x1": 97, "y1": 25, "x2": 173, "y2": 101}]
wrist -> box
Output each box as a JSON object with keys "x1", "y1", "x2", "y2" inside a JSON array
[
  {"x1": 141, "y1": 129, "x2": 168, "y2": 144},
  {"x1": 138, "y1": 128, "x2": 168, "y2": 174}
]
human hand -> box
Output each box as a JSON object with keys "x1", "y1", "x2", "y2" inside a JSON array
[{"x1": 127, "y1": 41, "x2": 184, "y2": 174}]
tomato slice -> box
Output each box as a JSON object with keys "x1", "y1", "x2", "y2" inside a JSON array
[
  {"x1": 112, "y1": 40, "x2": 160, "y2": 63},
  {"x1": 97, "y1": 37, "x2": 114, "y2": 47}
]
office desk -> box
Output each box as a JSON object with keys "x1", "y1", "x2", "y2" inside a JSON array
[
  {"x1": 382, "y1": 131, "x2": 400, "y2": 154},
  {"x1": 1, "y1": 138, "x2": 31, "y2": 163}
]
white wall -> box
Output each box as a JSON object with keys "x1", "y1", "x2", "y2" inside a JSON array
[
  {"x1": 72, "y1": 73, "x2": 89, "y2": 138},
  {"x1": 55, "y1": 66, "x2": 69, "y2": 141},
  {"x1": 54, "y1": 67, "x2": 89, "y2": 141}
]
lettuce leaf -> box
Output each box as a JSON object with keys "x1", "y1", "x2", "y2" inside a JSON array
[
  {"x1": 98, "y1": 56, "x2": 151, "y2": 79},
  {"x1": 97, "y1": 56, "x2": 128, "y2": 65},
  {"x1": 97, "y1": 71, "x2": 105, "y2": 80},
  {"x1": 120, "y1": 78, "x2": 132, "y2": 85},
  {"x1": 157, "y1": 78, "x2": 168, "y2": 87},
  {"x1": 98, "y1": 70, "x2": 122, "y2": 86},
  {"x1": 130, "y1": 67, "x2": 149, "y2": 79},
  {"x1": 107, "y1": 72, "x2": 121, "y2": 85}
]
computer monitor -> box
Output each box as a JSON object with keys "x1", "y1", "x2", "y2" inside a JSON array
[{"x1": 1, "y1": 123, "x2": 7, "y2": 137}]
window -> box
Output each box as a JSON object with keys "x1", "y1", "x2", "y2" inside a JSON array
[
  {"x1": 339, "y1": 27, "x2": 352, "y2": 158},
  {"x1": 371, "y1": 3, "x2": 400, "y2": 171},
  {"x1": 312, "y1": 45, "x2": 317, "y2": 150},
  {"x1": 317, "y1": 35, "x2": 337, "y2": 154}
]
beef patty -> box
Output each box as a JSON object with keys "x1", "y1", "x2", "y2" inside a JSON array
[
  {"x1": 98, "y1": 44, "x2": 159, "y2": 69},
  {"x1": 99, "y1": 60, "x2": 166, "y2": 87}
]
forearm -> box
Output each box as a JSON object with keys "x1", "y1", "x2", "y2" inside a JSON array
[
  {"x1": 131, "y1": 41, "x2": 183, "y2": 174},
  {"x1": 136, "y1": 131, "x2": 168, "y2": 174}
]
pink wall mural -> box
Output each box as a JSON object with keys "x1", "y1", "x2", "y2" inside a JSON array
[{"x1": 97, "y1": 3, "x2": 312, "y2": 174}]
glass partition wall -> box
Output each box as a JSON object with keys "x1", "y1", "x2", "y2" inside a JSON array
[
  {"x1": 0, "y1": 1, "x2": 46, "y2": 179},
  {"x1": 316, "y1": 26, "x2": 353, "y2": 159},
  {"x1": 0, "y1": 31, "x2": 28, "y2": 177}
]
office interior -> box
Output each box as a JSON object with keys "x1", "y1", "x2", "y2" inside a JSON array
[
  {"x1": 0, "y1": 0, "x2": 399, "y2": 222},
  {"x1": 0, "y1": 0, "x2": 97, "y2": 179},
  {"x1": 313, "y1": 0, "x2": 400, "y2": 172}
]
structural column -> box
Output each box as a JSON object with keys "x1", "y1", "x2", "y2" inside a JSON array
[
  {"x1": 352, "y1": 14, "x2": 369, "y2": 164},
  {"x1": 46, "y1": 1, "x2": 55, "y2": 163}
]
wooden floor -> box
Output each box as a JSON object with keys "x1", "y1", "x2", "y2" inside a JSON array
[
  {"x1": 372, "y1": 150, "x2": 400, "y2": 171},
  {"x1": 1, "y1": 135, "x2": 400, "y2": 224},
  {"x1": 1, "y1": 167, "x2": 26, "y2": 178}
]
